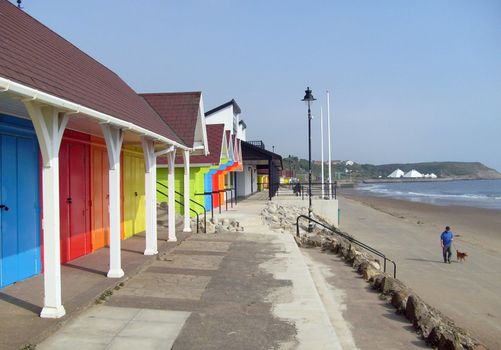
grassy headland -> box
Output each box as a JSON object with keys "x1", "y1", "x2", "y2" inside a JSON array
[{"x1": 283, "y1": 157, "x2": 501, "y2": 181}]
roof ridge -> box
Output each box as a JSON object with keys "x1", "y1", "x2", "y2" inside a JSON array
[{"x1": 140, "y1": 91, "x2": 201, "y2": 96}]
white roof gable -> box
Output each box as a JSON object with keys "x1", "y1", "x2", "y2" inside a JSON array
[
  {"x1": 403, "y1": 169, "x2": 423, "y2": 178},
  {"x1": 387, "y1": 169, "x2": 404, "y2": 178}
]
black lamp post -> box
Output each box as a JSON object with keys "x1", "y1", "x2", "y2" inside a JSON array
[{"x1": 302, "y1": 87, "x2": 316, "y2": 231}]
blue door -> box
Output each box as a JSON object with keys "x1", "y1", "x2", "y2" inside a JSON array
[{"x1": 0, "y1": 118, "x2": 40, "y2": 288}]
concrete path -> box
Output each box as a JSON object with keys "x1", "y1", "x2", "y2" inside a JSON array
[
  {"x1": 37, "y1": 199, "x2": 344, "y2": 349},
  {"x1": 33, "y1": 195, "x2": 444, "y2": 349},
  {"x1": 38, "y1": 306, "x2": 190, "y2": 349},
  {"x1": 338, "y1": 196, "x2": 501, "y2": 349},
  {"x1": 303, "y1": 248, "x2": 428, "y2": 349}
]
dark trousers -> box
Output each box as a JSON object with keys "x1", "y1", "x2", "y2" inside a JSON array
[{"x1": 443, "y1": 245, "x2": 452, "y2": 262}]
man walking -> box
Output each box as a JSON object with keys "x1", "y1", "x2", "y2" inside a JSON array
[{"x1": 440, "y1": 226, "x2": 454, "y2": 263}]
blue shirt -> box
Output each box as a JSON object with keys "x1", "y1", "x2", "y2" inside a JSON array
[{"x1": 440, "y1": 231, "x2": 454, "y2": 247}]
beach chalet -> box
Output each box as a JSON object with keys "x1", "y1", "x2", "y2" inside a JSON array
[
  {"x1": 182, "y1": 123, "x2": 230, "y2": 211},
  {"x1": 387, "y1": 169, "x2": 405, "y2": 178},
  {"x1": 0, "y1": 2, "x2": 207, "y2": 318},
  {"x1": 403, "y1": 169, "x2": 424, "y2": 178},
  {"x1": 140, "y1": 92, "x2": 209, "y2": 232},
  {"x1": 204, "y1": 100, "x2": 245, "y2": 207}
]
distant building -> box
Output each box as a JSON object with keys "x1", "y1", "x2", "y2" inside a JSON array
[
  {"x1": 345, "y1": 160, "x2": 354, "y2": 166},
  {"x1": 403, "y1": 169, "x2": 424, "y2": 178},
  {"x1": 387, "y1": 169, "x2": 405, "y2": 178}
]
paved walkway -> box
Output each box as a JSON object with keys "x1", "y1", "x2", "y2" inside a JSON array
[
  {"x1": 35, "y1": 196, "x2": 433, "y2": 350},
  {"x1": 37, "y1": 203, "x2": 343, "y2": 349},
  {"x1": 0, "y1": 194, "x2": 443, "y2": 349}
]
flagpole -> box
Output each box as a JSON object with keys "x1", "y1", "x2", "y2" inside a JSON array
[
  {"x1": 327, "y1": 90, "x2": 332, "y2": 199},
  {"x1": 320, "y1": 106, "x2": 324, "y2": 199}
]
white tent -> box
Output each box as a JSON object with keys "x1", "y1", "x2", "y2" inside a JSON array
[
  {"x1": 429, "y1": 173, "x2": 438, "y2": 178},
  {"x1": 423, "y1": 174, "x2": 431, "y2": 178},
  {"x1": 387, "y1": 169, "x2": 405, "y2": 178},
  {"x1": 403, "y1": 169, "x2": 424, "y2": 178}
]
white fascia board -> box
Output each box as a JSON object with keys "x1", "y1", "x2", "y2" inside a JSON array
[
  {"x1": 220, "y1": 130, "x2": 229, "y2": 162},
  {"x1": 198, "y1": 93, "x2": 209, "y2": 155},
  {"x1": 0, "y1": 77, "x2": 190, "y2": 151}
]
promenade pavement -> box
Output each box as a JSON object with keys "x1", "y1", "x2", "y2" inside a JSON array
[
  {"x1": 3, "y1": 194, "x2": 432, "y2": 349},
  {"x1": 37, "y1": 199, "x2": 343, "y2": 349}
]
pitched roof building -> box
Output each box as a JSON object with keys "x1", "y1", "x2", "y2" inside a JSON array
[
  {"x1": 141, "y1": 92, "x2": 208, "y2": 152},
  {"x1": 0, "y1": 0, "x2": 183, "y2": 146}
]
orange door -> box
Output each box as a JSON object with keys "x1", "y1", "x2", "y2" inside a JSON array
[{"x1": 90, "y1": 142, "x2": 109, "y2": 251}]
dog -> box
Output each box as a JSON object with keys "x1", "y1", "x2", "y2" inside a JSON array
[{"x1": 456, "y1": 250, "x2": 468, "y2": 262}]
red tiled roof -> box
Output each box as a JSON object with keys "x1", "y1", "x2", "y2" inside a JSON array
[
  {"x1": 0, "y1": 1, "x2": 183, "y2": 145},
  {"x1": 140, "y1": 92, "x2": 201, "y2": 147}
]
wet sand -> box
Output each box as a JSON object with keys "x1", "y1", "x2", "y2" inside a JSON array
[{"x1": 337, "y1": 191, "x2": 501, "y2": 349}]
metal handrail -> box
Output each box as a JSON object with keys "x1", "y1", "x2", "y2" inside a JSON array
[
  {"x1": 211, "y1": 189, "x2": 227, "y2": 214},
  {"x1": 261, "y1": 182, "x2": 337, "y2": 200},
  {"x1": 296, "y1": 215, "x2": 397, "y2": 278},
  {"x1": 157, "y1": 182, "x2": 207, "y2": 233},
  {"x1": 223, "y1": 187, "x2": 235, "y2": 210},
  {"x1": 193, "y1": 188, "x2": 234, "y2": 221},
  {"x1": 157, "y1": 188, "x2": 200, "y2": 234},
  {"x1": 194, "y1": 191, "x2": 214, "y2": 222}
]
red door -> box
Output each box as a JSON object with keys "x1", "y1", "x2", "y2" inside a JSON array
[{"x1": 59, "y1": 134, "x2": 91, "y2": 263}]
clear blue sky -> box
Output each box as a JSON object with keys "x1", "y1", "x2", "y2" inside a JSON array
[{"x1": 16, "y1": 0, "x2": 501, "y2": 171}]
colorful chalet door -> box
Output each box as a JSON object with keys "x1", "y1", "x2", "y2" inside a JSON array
[
  {"x1": 0, "y1": 118, "x2": 40, "y2": 288},
  {"x1": 90, "y1": 143, "x2": 109, "y2": 251},
  {"x1": 122, "y1": 151, "x2": 145, "y2": 239},
  {"x1": 59, "y1": 136, "x2": 91, "y2": 263}
]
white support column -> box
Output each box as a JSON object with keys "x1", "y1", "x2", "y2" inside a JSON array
[
  {"x1": 141, "y1": 137, "x2": 158, "y2": 255},
  {"x1": 167, "y1": 149, "x2": 177, "y2": 241},
  {"x1": 24, "y1": 101, "x2": 68, "y2": 319},
  {"x1": 101, "y1": 124, "x2": 124, "y2": 278},
  {"x1": 182, "y1": 150, "x2": 192, "y2": 232}
]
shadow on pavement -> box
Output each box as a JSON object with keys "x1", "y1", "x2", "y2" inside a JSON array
[
  {"x1": 0, "y1": 292, "x2": 42, "y2": 314},
  {"x1": 64, "y1": 263, "x2": 107, "y2": 276}
]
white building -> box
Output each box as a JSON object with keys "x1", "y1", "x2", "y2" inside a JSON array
[
  {"x1": 403, "y1": 169, "x2": 424, "y2": 178},
  {"x1": 387, "y1": 169, "x2": 405, "y2": 178}
]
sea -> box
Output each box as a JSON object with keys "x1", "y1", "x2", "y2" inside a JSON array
[{"x1": 355, "y1": 179, "x2": 501, "y2": 210}]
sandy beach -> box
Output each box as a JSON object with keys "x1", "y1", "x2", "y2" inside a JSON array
[{"x1": 338, "y1": 190, "x2": 501, "y2": 349}]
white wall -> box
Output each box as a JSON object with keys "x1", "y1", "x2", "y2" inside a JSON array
[
  {"x1": 312, "y1": 198, "x2": 339, "y2": 228},
  {"x1": 236, "y1": 165, "x2": 257, "y2": 197},
  {"x1": 205, "y1": 106, "x2": 235, "y2": 133},
  {"x1": 237, "y1": 122, "x2": 247, "y2": 141}
]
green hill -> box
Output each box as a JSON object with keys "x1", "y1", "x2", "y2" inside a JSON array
[{"x1": 282, "y1": 157, "x2": 501, "y2": 181}]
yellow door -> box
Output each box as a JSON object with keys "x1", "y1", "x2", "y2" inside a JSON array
[{"x1": 122, "y1": 151, "x2": 146, "y2": 239}]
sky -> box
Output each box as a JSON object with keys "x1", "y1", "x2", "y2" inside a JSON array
[{"x1": 15, "y1": 0, "x2": 501, "y2": 171}]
